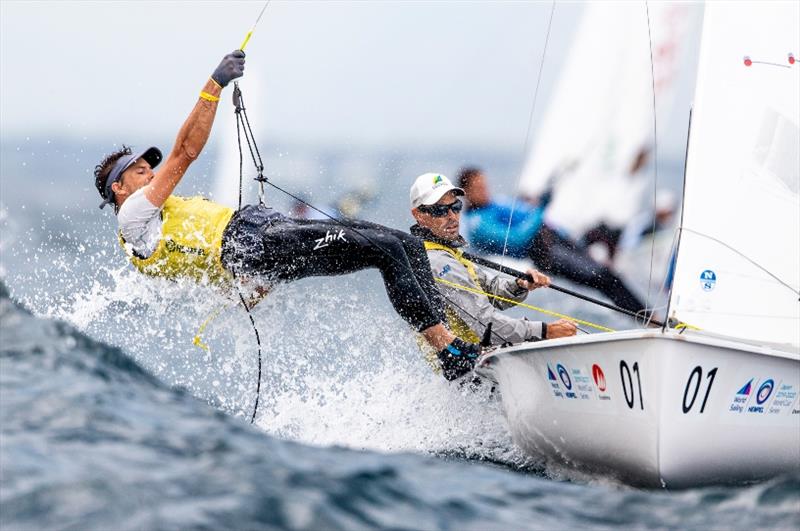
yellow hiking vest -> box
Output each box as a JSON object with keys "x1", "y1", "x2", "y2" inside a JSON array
[
  {"x1": 423, "y1": 241, "x2": 482, "y2": 344},
  {"x1": 119, "y1": 196, "x2": 234, "y2": 285}
]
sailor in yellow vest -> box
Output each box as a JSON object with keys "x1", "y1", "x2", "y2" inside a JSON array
[
  {"x1": 94, "y1": 50, "x2": 481, "y2": 365},
  {"x1": 409, "y1": 173, "x2": 577, "y2": 379}
]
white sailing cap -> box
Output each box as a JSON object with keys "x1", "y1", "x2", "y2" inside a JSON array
[{"x1": 409, "y1": 173, "x2": 464, "y2": 208}]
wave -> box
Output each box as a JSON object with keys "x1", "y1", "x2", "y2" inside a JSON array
[{"x1": 2, "y1": 261, "x2": 799, "y2": 530}]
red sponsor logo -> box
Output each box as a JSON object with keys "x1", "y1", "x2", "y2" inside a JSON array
[{"x1": 592, "y1": 364, "x2": 606, "y2": 392}]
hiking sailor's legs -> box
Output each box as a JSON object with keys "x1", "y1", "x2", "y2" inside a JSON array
[
  {"x1": 223, "y1": 215, "x2": 447, "y2": 333},
  {"x1": 529, "y1": 225, "x2": 646, "y2": 314},
  {"x1": 334, "y1": 217, "x2": 449, "y2": 316}
]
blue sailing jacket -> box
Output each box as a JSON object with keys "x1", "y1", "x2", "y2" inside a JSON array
[{"x1": 462, "y1": 197, "x2": 546, "y2": 258}]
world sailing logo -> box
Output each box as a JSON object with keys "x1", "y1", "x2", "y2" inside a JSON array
[
  {"x1": 729, "y1": 378, "x2": 753, "y2": 413},
  {"x1": 737, "y1": 379, "x2": 753, "y2": 396},
  {"x1": 546, "y1": 364, "x2": 564, "y2": 399}
]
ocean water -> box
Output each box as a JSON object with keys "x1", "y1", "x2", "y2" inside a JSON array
[
  {"x1": 3, "y1": 281, "x2": 800, "y2": 531},
  {"x1": 2, "y1": 139, "x2": 799, "y2": 529}
]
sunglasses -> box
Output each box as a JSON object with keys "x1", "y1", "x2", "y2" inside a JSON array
[{"x1": 418, "y1": 199, "x2": 463, "y2": 217}]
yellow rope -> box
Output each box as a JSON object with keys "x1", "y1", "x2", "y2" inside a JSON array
[
  {"x1": 193, "y1": 303, "x2": 234, "y2": 351},
  {"x1": 434, "y1": 277, "x2": 615, "y2": 333},
  {"x1": 674, "y1": 321, "x2": 702, "y2": 331}
]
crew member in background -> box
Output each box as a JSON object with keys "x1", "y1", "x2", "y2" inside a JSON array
[
  {"x1": 409, "y1": 173, "x2": 577, "y2": 380},
  {"x1": 616, "y1": 189, "x2": 678, "y2": 253},
  {"x1": 457, "y1": 167, "x2": 648, "y2": 317},
  {"x1": 579, "y1": 147, "x2": 652, "y2": 263},
  {"x1": 93, "y1": 49, "x2": 482, "y2": 369}
]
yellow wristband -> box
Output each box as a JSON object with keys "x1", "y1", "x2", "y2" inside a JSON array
[{"x1": 199, "y1": 91, "x2": 220, "y2": 102}]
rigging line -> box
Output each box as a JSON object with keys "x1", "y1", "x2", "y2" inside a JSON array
[
  {"x1": 199, "y1": 0, "x2": 273, "y2": 425},
  {"x1": 643, "y1": 0, "x2": 659, "y2": 328},
  {"x1": 234, "y1": 87, "x2": 266, "y2": 424},
  {"x1": 230, "y1": 84, "x2": 513, "y2": 345},
  {"x1": 240, "y1": 1, "x2": 272, "y2": 51},
  {"x1": 496, "y1": 1, "x2": 556, "y2": 290},
  {"x1": 238, "y1": 290, "x2": 263, "y2": 424},
  {"x1": 680, "y1": 227, "x2": 800, "y2": 298},
  {"x1": 258, "y1": 177, "x2": 515, "y2": 345},
  {"x1": 434, "y1": 277, "x2": 615, "y2": 332},
  {"x1": 234, "y1": 85, "x2": 266, "y2": 205},
  {"x1": 462, "y1": 249, "x2": 671, "y2": 327},
  {"x1": 236, "y1": 96, "x2": 245, "y2": 208},
  {"x1": 236, "y1": 88, "x2": 265, "y2": 171},
  {"x1": 747, "y1": 60, "x2": 791, "y2": 69}
]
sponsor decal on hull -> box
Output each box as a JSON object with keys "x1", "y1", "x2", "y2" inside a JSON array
[
  {"x1": 747, "y1": 379, "x2": 775, "y2": 413},
  {"x1": 557, "y1": 363, "x2": 578, "y2": 399},
  {"x1": 545, "y1": 364, "x2": 564, "y2": 399},
  {"x1": 592, "y1": 363, "x2": 611, "y2": 401},
  {"x1": 570, "y1": 366, "x2": 594, "y2": 401},
  {"x1": 728, "y1": 378, "x2": 753, "y2": 413},
  {"x1": 768, "y1": 383, "x2": 797, "y2": 415}
]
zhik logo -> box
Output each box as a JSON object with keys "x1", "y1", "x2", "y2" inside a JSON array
[{"x1": 313, "y1": 229, "x2": 348, "y2": 250}]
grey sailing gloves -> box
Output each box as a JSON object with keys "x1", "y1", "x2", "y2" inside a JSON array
[{"x1": 212, "y1": 50, "x2": 246, "y2": 88}]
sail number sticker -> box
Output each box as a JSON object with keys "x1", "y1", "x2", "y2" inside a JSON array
[
  {"x1": 682, "y1": 365, "x2": 718, "y2": 414},
  {"x1": 619, "y1": 360, "x2": 644, "y2": 410}
]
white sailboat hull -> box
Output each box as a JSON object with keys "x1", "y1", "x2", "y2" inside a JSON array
[{"x1": 476, "y1": 329, "x2": 800, "y2": 488}]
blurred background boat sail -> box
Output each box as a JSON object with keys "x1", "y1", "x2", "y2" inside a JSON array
[{"x1": 518, "y1": 2, "x2": 700, "y2": 257}]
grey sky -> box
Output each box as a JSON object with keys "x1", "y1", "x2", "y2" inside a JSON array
[{"x1": 1, "y1": 1, "x2": 698, "y2": 159}]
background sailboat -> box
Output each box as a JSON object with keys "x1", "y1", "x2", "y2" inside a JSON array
[{"x1": 518, "y1": 2, "x2": 701, "y2": 257}]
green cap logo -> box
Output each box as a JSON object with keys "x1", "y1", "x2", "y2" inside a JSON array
[{"x1": 433, "y1": 175, "x2": 443, "y2": 185}]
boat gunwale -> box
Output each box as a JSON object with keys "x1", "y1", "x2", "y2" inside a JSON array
[{"x1": 477, "y1": 327, "x2": 800, "y2": 370}]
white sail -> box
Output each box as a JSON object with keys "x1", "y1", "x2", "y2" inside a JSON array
[
  {"x1": 670, "y1": 1, "x2": 800, "y2": 346},
  {"x1": 518, "y1": 2, "x2": 698, "y2": 238}
]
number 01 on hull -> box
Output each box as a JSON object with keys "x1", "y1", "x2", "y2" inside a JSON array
[{"x1": 476, "y1": 329, "x2": 800, "y2": 488}]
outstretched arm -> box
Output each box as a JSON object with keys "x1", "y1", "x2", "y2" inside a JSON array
[{"x1": 145, "y1": 51, "x2": 245, "y2": 207}]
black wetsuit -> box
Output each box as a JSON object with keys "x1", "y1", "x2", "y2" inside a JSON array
[
  {"x1": 528, "y1": 224, "x2": 645, "y2": 314},
  {"x1": 220, "y1": 204, "x2": 447, "y2": 332}
]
